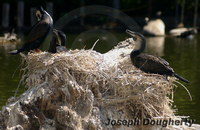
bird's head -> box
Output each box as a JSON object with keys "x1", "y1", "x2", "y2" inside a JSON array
[
  {"x1": 126, "y1": 29, "x2": 146, "y2": 53},
  {"x1": 53, "y1": 29, "x2": 66, "y2": 46},
  {"x1": 36, "y1": 6, "x2": 53, "y2": 26},
  {"x1": 36, "y1": 6, "x2": 44, "y2": 20}
]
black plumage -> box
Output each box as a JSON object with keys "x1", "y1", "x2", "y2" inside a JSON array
[
  {"x1": 48, "y1": 37, "x2": 57, "y2": 53},
  {"x1": 126, "y1": 29, "x2": 190, "y2": 83},
  {"x1": 48, "y1": 29, "x2": 67, "y2": 53},
  {"x1": 53, "y1": 29, "x2": 66, "y2": 47},
  {"x1": 9, "y1": 6, "x2": 53, "y2": 54}
]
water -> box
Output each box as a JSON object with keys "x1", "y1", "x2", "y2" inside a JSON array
[{"x1": 0, "y1": 32, "x2": 200, "y2": 124}]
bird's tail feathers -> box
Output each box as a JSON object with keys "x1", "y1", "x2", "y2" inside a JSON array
[
  {"x1": 9, "y1": 50, "x2": 18, "y2": 54},
  {"x1": 173, "y1": 73, "x2": 191, "y2": 83},
  {"x1": 9, "y1": 48, "x2": 25, "y2": 54}
]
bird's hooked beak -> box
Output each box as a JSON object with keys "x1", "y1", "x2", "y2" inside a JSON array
[
  {"x1": 126, "y1": 29, "x2": 146, "y2": 53},
  {"x1": 126, "y1": 29, "x2": 137, "y2": 41},
  {"x1": 36, "y1": 6, "x2": 45, "y2": 21},
  {"x1": 53, "y1": 29, "x2": 59, "y2": 37},
  {"x1": 53, "y1": 29, "x2": 58, "y2": 33}
]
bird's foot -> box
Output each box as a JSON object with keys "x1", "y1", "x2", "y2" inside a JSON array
[
  {"x1": 29, "y1": 49, "x2": 41, "y2": 54},
  {"x1": 35, "y1": 49, "x2": 41, "y2": 52}
]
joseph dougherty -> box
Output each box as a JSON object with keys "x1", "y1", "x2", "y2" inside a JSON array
[{"x1": 105, "y1": 118, "x2": 195, "y2": 127}]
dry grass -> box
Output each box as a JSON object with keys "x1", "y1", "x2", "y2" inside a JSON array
[{"x1": 18, "y1": 45, "x2": 176, "y2": 123}]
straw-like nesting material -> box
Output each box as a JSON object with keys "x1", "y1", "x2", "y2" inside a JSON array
[{"x1": 2, "y1": 38, "x2": 189, "y2": 130}]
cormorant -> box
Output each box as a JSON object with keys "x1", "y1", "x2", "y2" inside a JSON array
[
  {"x1": 53, "y1": 29, "x2": 66, "y2": 47},
  {"x1": 126, "y1": 29, "x2": 190, "y2": 83},
  {"x1": 9, "y1": 6, "x2": 53, "y2": 54},
  {"x1": 48, "y1": 29, "x2": 67, "y2": 53},
  {"x1": 48, "y1": 36, "x2": 57, "y2": 53}
]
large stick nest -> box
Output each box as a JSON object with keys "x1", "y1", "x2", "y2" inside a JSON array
[{"x1": 1, "y1": 38, "x2": 189, "y2": 130}]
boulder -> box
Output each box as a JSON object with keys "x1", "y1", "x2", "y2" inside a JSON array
[{"x1": 143, "y1": 19, "x2": 165, "y2": 36}]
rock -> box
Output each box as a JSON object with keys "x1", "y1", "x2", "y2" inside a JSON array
[
  {"x1": 143, "y1": 19, "x2": 165, "y2": 36},
  {"x1": 0, "y1": 38, "x2": 195, "y2": 130},
  {"x1": 169, "y1": 27, "x2": 198, "y2": 38}
]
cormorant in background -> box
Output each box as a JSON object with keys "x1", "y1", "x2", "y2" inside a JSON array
[
  {"x1": 126, "y1": 29, "x2": 190, "y2": 83},
  {"x1": 9, "y1": 6, "x2": 53, "y2": 54},
  {"x1": 48, "y1": 29, "x2": 67, "y2": 53}
]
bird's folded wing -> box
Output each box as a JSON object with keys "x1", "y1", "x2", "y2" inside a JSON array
[{"x1": 23, "y1": 20, "x2": 50, "y2": 47}]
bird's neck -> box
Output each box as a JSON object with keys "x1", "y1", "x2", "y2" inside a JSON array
[
  {"x1": 61, "y1": 38, "x2": 66, "y2": 46},
  {"x1": 137, "y1": 39, "x2": 146, "y2": 52},
  {"x1": 61, "y1": 41, "x2": 66, "y2": 46},
  {"x1": 130, "y1": 50, "x2": 140, "y2": 57},
  {"x1": 42, "y1": 11, "x2": 53, "y2": 24}
]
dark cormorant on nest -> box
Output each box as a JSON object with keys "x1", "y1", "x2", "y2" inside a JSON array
[
  {"x1": 9, "y1": 6, "x2": 53, "y2": 54},
  {"x1": 126, "y1": 29, "x2": 190, "y2": 83},
  {"x1": 48, "y1": 29, "x2": 67, "y2": 53}
]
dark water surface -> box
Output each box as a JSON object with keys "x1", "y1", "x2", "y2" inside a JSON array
[{"x1": 0, "y1": 32, "x2": 199, "y2": 124}]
